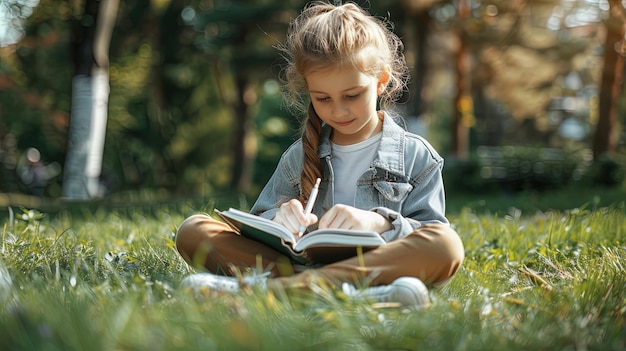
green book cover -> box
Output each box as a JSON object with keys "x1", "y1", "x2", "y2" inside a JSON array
[{"x1": 215, "y1": 209, "x2": 307, "y2": 264}]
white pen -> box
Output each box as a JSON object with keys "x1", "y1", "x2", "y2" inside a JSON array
[{"x1": 298, "y1": 177, "x2": 321, "y2": 236}]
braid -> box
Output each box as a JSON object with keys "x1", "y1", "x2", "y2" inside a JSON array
[{"x1": 300, "y1": 104, "x2": 323, "y2": 203}]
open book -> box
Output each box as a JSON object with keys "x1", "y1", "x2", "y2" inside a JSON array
[{"x1": 215, "y1": 208, "x2": 386, "y2": 264}]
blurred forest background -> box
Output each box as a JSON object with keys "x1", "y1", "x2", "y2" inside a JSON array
[{"x1": 0, "y1": 0, "x2": 625, "y2": 205}]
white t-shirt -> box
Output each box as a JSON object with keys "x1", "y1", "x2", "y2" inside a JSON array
[{"x1": 330, "y1": 133, "x2": 382, "y2": 205}]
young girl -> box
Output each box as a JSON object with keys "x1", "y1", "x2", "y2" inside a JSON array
[{"x1": 176, "y1": 1, "x2": 464, "y2": 308}]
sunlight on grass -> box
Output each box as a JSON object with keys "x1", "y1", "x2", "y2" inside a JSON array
[{"x1": 0, "y1": 202, "x2": 624, "y2": 350}]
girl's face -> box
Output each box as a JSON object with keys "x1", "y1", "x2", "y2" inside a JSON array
[{"x1": 306, "y1": 64, "x2": 387, "y2": 145}]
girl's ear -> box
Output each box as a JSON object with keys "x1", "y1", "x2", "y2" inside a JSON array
[{"x1": 377, "y1": 65, "x2": 391, "y2": 95}]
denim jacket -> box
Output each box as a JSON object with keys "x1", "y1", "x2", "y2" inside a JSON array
[{"x1": 250, "y1": 112, "x2": 449, "y2": 242}]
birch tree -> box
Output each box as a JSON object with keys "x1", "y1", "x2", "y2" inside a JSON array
[{"x1": 63, "y1": 0, "x2": 118, "y2": 199}]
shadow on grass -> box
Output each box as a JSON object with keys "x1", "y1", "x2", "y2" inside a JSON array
[
  {"x1": 1, "y1": 184, "x2": 625, "y2": 222},
  {"x1": 446, "y1": 184, "x2": 626, "y2": 215}
]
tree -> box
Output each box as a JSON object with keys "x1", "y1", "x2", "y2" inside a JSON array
[
  {"x1": 190, "y1": 0, "x2": 301, "y2": 192},
  {"x1": 592, "y1": 0, "x2": 625, "y2": 159},
  {"x1": 433, "y1": 0, "x2": 623, "y2": 150},
  {"x1": 63, "y1": 0, "x2": 119, "y2": 199},
  {"x1": 451, "y1": 0, "x2": 472, "y2": 159}
]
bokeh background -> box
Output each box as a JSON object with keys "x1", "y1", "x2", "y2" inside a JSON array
[{"x1": 0, "y1": 0, "x2": 624, "y2": 207}]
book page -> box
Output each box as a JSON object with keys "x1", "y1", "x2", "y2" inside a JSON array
[{"x1": 294, "y1": 229, "x2": 385, "y2": 252}]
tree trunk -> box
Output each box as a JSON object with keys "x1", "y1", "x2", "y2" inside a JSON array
[
  {"x1": 452, "y1": 0, "x2": 472, "y2": 160},
  {"x1": 592, "y1": 0, "x2": 625, "y2": 160},
  {"x1": 411, "y1": 9, "x2": 431, "y2": 118},
  {"x1": 229, "y1": 24, "x2": 257, "y2": 192},
  {"x1": 64, "y1": 0, "x2": 118, "y2": 199},
  {"x1": 230, "y1": 73, "x2": 257, "y2": 192}
]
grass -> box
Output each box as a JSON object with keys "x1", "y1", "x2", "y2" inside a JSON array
[{"x1": 0, "y1": 188, "x2": 624, "y2": 350}]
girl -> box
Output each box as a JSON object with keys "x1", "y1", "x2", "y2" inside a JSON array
[{"x1": 176, "y1": 1, "x2": 464, "y2": 308}]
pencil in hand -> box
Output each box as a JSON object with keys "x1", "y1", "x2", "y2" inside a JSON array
[{"x1": 298, "y1": 177, "x2": 321, "y2": 236}]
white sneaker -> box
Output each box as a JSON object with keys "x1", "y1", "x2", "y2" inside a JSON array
[
  {"x1": 343, "y1": 277, "x2": 430, "y2": 309},
  {"x1": 180, "y1": 272, "x2": 268, "y2": 296},
  {"x1": 181, "y1": 273, "x2": 430, "y2": 309}
]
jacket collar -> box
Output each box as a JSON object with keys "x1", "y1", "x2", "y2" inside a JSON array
[{"x1": 318, "y1": 111, "x2": 405, "y2": 175}]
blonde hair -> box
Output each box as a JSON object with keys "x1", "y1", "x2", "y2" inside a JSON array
[{"x1": 279, "y1": 1, "x2": 409, "y2": 200}]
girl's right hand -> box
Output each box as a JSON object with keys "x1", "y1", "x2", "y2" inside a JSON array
[{"x1": 272, "y1": 199, "x2": 318, "y2": 236}]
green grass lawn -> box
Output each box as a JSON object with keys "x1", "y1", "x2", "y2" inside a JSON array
[{"x1": 0, "y1": 188, "x2": 624, "y2": 350}]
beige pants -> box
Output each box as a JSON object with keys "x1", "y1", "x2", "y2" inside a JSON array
[{"x1": 175, "y1": 214, "x2": 464, "y2": 288}]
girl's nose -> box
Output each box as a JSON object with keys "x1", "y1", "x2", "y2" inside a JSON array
[{"x1": 332, "y1": 102, "x2": 348, "y2": 117}]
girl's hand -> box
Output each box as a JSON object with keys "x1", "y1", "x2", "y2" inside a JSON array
[
  {"x1": 272, "y1": 199, "x2": 318, "y2": 236},
  {"x1": 319, "y1": 204, "x2": 392, "y2": 233}
]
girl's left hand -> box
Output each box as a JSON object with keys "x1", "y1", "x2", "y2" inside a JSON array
[{"x1": 318, "y1": 204, "x2": 392, "y2": 233}]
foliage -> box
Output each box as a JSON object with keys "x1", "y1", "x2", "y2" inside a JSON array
[
  {"x1": 0, "y1": 196, "x2": 624, "y2": 350},
  {"x1": 104, "y1": 1, "x2": 240, "y2": 193},
  {"x1": 0, "y1": 0, "x2": 624, "y2": 198},
  {"x1": 584, "y1": 152, "x2": 626, "y2": 187},
  {"x1": 443, "y1": 145, "x2": 604, "y2": 194},
  {"x1": 184, "y1": 0, "x2": 306, "y2": 190},
  {"x1": 0, "y1": 0, "x2": 73, "y2": 162}
]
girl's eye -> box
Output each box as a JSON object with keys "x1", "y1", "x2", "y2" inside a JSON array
[
  {"x1": 346, "y1": 94, "x2": 360, "y2": 100},
  {"x1": 316, "y1": 97, "x2": 330, "y2": 103}
]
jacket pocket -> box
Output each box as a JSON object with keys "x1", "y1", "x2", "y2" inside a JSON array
[{"x1": 373, "y1": 181, "x2": 412, "y2": 203}]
